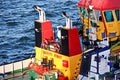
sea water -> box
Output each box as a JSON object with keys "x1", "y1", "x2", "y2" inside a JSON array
[{"x1": 0, "y1": 0, "x2": 81, "y2": 65}]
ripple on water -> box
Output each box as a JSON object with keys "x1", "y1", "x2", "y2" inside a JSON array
[{"x1": 0, "y1": 0, "x2": 80, "y2": 64}]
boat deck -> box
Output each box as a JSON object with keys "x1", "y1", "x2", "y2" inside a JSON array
[
  {"x1": 0, "y1": 58, "x2": 32, "y2": 80},
  {"x1": 0, "y1": 72, "x2": 29, "y2": 80}
]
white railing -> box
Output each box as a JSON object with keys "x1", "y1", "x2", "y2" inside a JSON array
[{"x1": 0, "y1": 58, "x2": 31, "y2": 75}]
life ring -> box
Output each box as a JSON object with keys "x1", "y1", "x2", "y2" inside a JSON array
[
  {"x1": 42, "y1": 39, "x2": 49, "y2": 49},
  {"x1": 54, "y1": 43, "x2": 60, "y2": 53}
]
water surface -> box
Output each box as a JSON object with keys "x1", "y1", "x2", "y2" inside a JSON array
[{"x1": 0, "y1": 0, "x2": 80, "y2": 64}]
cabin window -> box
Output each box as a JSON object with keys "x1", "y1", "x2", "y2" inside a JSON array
[
  {"x1": 104, "y1": 11, "x2": 114, "y2": 22},
  {"x1": 87, "y1": 8, "x2": 95, "y2": 20},
  {"x1": 115, "y1": 9, "x2": 120, "y2": 20},
  {"x1": 91, "y1": 21, "x2": 97, "y2": 27},
  {"x1": 94, "y1": 10, "x2": 102, "y2": 21},
  {"x1": 80, "y1": 7, "x2": 87, "y2": 18}
]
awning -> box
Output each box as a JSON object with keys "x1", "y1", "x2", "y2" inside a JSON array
[{"x1": 77, "y1": 0, "x2": 120, "y2": 10}]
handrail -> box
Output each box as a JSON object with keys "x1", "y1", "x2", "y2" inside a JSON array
[{"x1": 0, "y1": 58, "x2": 32, "y2": 79}]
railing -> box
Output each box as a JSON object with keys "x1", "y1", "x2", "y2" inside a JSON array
[{"x1": 0, "y1": 58, "x2": 32, "y2": 79}]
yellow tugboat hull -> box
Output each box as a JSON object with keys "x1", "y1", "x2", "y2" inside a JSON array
[{"x1": 35, "y1": 47, "x2": 82, "y2": 80}]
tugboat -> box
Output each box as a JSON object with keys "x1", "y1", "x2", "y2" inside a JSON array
[
  {"x1": 28, "y1": 3, "x2": 118, "y2": 79},
  {"x1": 28, "y1": 5, "x2": 82, "y2": 80},
  {"x1": 77, "y1": 0, "x2": 120, "y2": 79},
  {"x1": 0, "y1": 0, "x2": 120, "y2": 80}
]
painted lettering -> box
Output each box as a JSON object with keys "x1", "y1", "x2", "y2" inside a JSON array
[
  {"x1": 43, "y1": 51, "x2": 52, "y2": 56},
  {"x1": 54, "y1": 54, "x2": 62, "y2": 59}
]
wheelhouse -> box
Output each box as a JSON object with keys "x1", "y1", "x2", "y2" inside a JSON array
[{"x1": 77, "y1": 0, "x2": 120, "y2": 42}]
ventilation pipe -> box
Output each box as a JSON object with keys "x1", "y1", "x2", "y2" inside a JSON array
[{"x1": 33, "y1": 5, "x2": 46, "y2": 22}]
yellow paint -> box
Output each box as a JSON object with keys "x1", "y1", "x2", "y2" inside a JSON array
[
  {"x1": 35, "y1": 47, "x2": 82, "y2": 80},
  {"x1": 117, "y1": 22, "x2": 120, "y2": 40},
  {"x1": 96, "y1": 22, "x2": 105, "y2": 40},
  {"x1": 102, "y1": 11, "x2": 119, "y2": 41}
]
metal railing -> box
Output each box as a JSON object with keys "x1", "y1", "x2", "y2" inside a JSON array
[{"x1": 0, "y1": 58, "x2": 32, "y2": 79}]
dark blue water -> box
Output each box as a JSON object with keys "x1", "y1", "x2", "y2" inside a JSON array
[{"x1": 0, "y1": 0, "x2": 80, "y2": 65}]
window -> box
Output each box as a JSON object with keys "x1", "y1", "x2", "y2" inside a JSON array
[
  {"x1": 115, "y1": 9, "x2": 120, "y2": 20},
  {"x1": 87, "y1": 8, "x2": 95, "y2": 20},
  {"x1": 104, "y1": 11, "x2": 114, "y2": 22},
  {"x1": 88, "y1": 9, "x2": 97, "y2": 27},
  {"x1": 91, "y1": 21, "x2": 97, "y2": 27},
  {"x1": 80, "y1": 7, "x2": 87, "y2": 18},
  {"x1": 94, "y1": 10, "x2": 102, "y2": 21},
  {"x1": 109, "y1": 32, "x2": 116, "y2": 37}
]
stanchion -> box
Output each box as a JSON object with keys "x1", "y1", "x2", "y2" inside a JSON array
[
  {"x1": 3, "y1": 63, "x2": 5, "y2": 78},
  {"x1": 12, "y1": 62, "x2": 14, "y2": 77},
  {"x1": 22, "y1": 60, "x2": 23, "y2": 74}
]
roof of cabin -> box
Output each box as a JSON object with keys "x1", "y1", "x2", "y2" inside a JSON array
[{"x1": 77, "y1": 0, "x2": 120, "y2": 10}]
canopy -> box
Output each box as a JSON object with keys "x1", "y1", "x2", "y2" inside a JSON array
[{"x1": 77, "y1": 0, "x2": 120, "y2": 10}]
